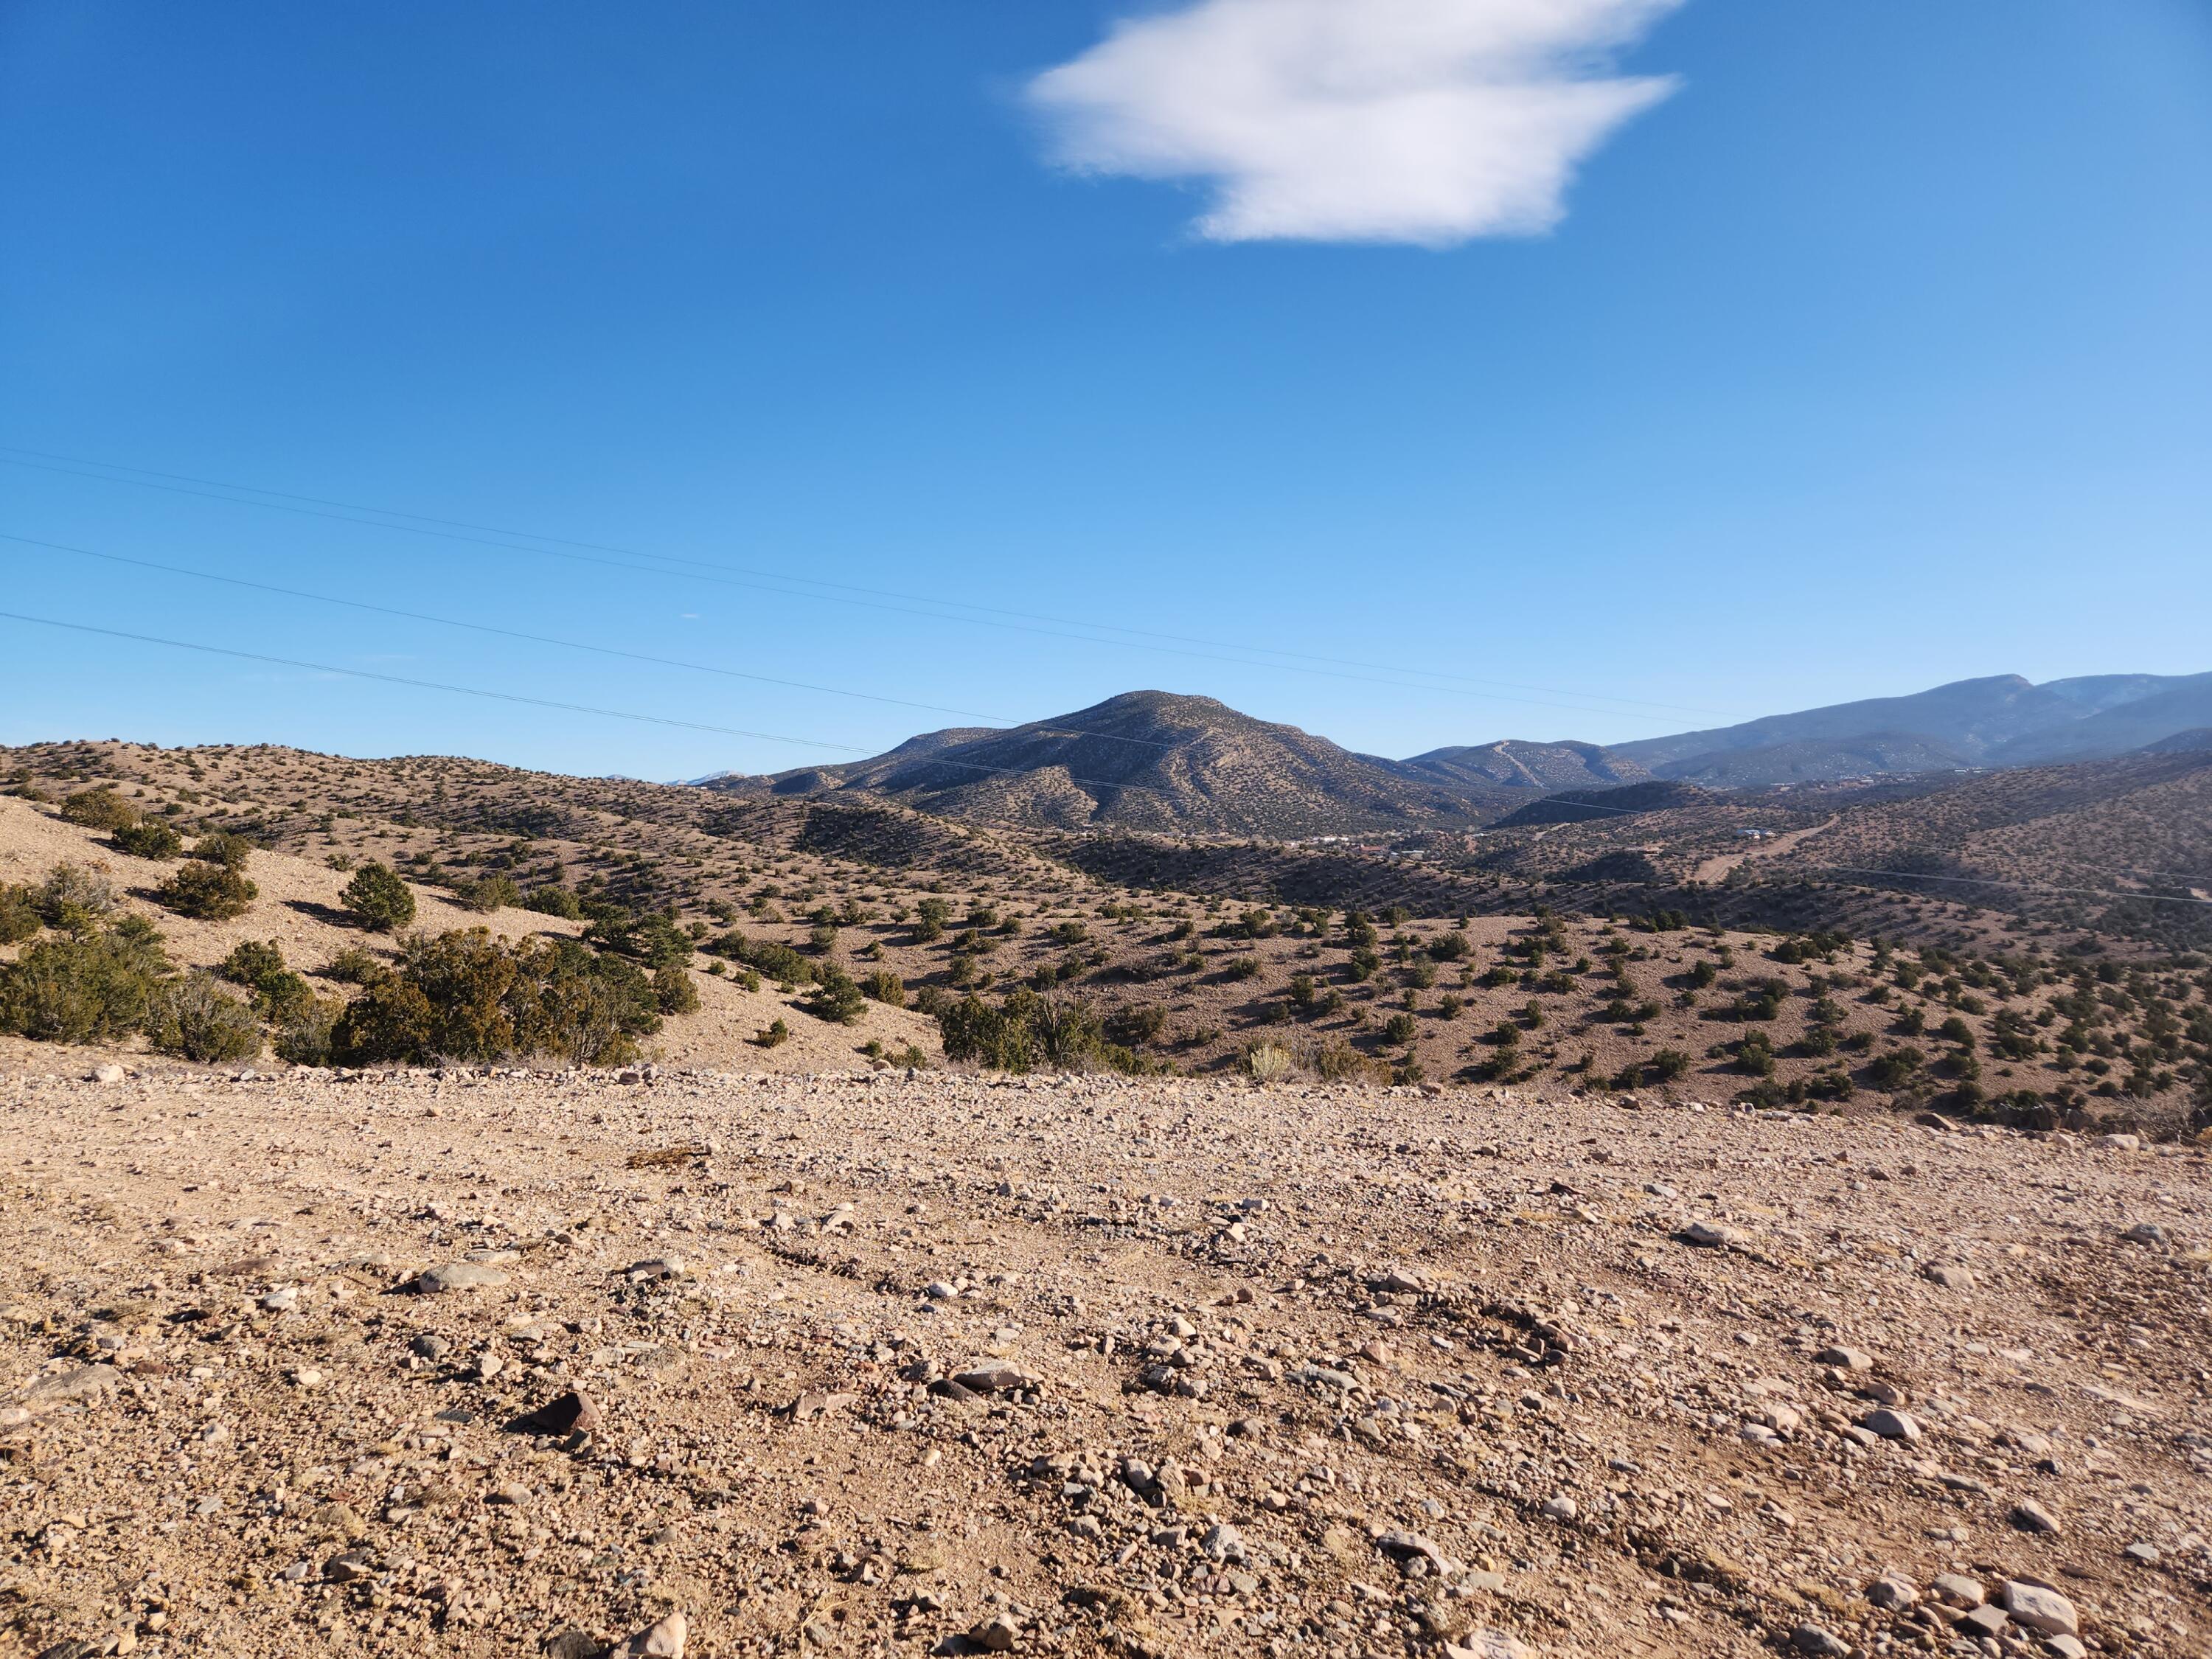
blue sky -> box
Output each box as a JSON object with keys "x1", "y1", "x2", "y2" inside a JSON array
[{"x1": 2, "y1": 0, "x2": 2208, "y2": 780}]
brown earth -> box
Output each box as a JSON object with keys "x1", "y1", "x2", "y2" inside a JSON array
[{"x1": 1, "y1": 1065, "x2": 2207, "y2": 1658}]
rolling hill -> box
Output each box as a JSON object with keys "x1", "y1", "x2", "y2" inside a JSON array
[
  {"x1": 700, "y1": 691, "x2": 1500, "y2": 835},
  {"x1": 695, "y1": 671, "x2": 2212, "y2": 838}
]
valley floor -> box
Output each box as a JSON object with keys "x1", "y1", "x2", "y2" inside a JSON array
[{"x1": 1, "y1": 1066, "x2": 2207, "y2": 1659}]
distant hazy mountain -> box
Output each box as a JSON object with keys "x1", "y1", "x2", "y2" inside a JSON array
[
  {"x1": 693, "y1": 671, "x2": 2212, "y2": 836},
  {"x1": 1610, "y1": 672, "x2": 2212, "y2": 782}
]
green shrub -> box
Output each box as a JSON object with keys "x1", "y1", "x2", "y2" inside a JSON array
[
  {"x1": 1223, "y1": 955, "x2": 1262, "y2": 981},
  {"x1": 1312, "y1": 1039, "x2": 1369, "y2": 1082},
  {"x1": 518, "y1": 943, "x2": 661, "y2": 1063},
  {"x1": 807, "y1": 963, "x2": 867, "y2": 1025},
  {"x1": 862, "y1": 969, "x2": 906, "y2": 1008},
  {"x1": 933, "y1": 989, "x2": 1142, "y2": 1074},
  {"x1": 0, "y1": 883, "x2": 39, "y2": 945},
  {"x1": 1649, "y1": 1047, "x2": 1693, "y2": 1082},
  {"x1": 754, "y1": 1018, "x2": 790, "y2": 1048},
  {"x1": 191, "y1": 832, "x2": 255, "y2": 870},
  {"x1": 654, "y1": 963, "x2": 700, "y2": 1015},
  {"x1": 147, "y1": 974, "x2": 262, "y2": 1062},
  {"x1": 323, "y1": 945, "x2": 386, "y2": 984},
  {"x1": 213, "y1": 939, "x2": 310, "y2": 1020},
  {"x1": 330, "y1": 973, "x2": 437, "y2": 1064},
  {"x1": 938, "y1": 995, "x2": 1037, "y2": 1071},
  {"x1": 1868, "y1": 1044, "x2": 1925, "y2": 1088},
  {"x1": 0, "y1": 920, "x2": 171, "y2": 1044},
  {"x1": 1382, "y1": 1011, "x2": 1419, "y2": 1045},
  {"x1": 456, "y1": 874, "x2": 523, "y2": 913},
  {"x1": 740, "y1": 939, "x2": 815, "y2": 987},
  {"x1": 524, "y1": 883, "x2": 585, "y2": 919},
  {"x1": 330, "y1": 928, "x2": 661, "y2": 1066},
  {"x1": 112, "y1": 820, "x2": 184, "y2": 860},
  {"x1": 393, "y1": 928, "x2": 522, "y2": 1057},
  {"x1": 38, "y1": 864, "x2": 119, "y2": 933},
  {"x1": 1104, "y1": 1004, "x2": 1167, "y2": 1047},
  {"x1": 156, "y1": 860, "x2": 257, "y2": 921},
  {"x1": 60, "y1": 787, "x2": 138, "y2": 832},
  {"x1": 272, "y1": 995, "x2": 343, "y2": 1066},
  {"x1": 219, "y1": 940, "x2": 287, "y2": 987},
  {"x1": 343, "y1": 863, "x2": 416, "y2": 932},
  {"x1": 585, "y1": 911, "x2": 690, "y2": 967}
]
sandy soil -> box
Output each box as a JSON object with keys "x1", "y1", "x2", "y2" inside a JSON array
[
  {"x1": 0, "y1": 795, "x2": 942, "y2": 1077},
  {"x1": 1, "y1": 1064, "x2": 2205, "y2": 1659},
  {"x1": 1691, "y1": 819, "x2": 1840, "y2": 889}
]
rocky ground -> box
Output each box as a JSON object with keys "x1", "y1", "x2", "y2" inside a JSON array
[{"x1": 2, "y1": 1063, "x2": 2208, "y2": 1659}]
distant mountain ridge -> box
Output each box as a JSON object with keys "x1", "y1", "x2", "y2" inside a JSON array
[
  {"x1": 1611, "y1": 672, "x2": 2212, "y2": 777},
  {"x1": 694, "y1": 671, "x2": 2212, "y2": 836}
]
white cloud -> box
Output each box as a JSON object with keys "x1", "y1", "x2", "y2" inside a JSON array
[{"x1": 1026, "y1": 0, "x2": 1684, "y2": 246}]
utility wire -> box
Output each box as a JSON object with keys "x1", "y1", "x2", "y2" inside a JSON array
[
  {"x1": 0, "y1": 609, "x2": 1195, "y2": 800},
  {"x1": 0, "y1": 448, "x2": 1722, "y2": 726},
  {"x1": 0, "y1": 530, "x2": 1179, "y2": 750},
  {"x1": 8, "y1": 599, "x2": 2191, "y2": 905},
  {"x1": 1797, "y1": 863, "x2": 2212, "y2": 908}
]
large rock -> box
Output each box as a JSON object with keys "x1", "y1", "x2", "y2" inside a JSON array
[
  {"x1": 509, "y1": 1390, "x2": 602, "y2": 1437},
  {"x1": 413, "y1": 1262, "x2": 509, "y2": 1294},
  {"x1": 1677, "y1": 1221, "x2": 1744, "y2": 1248},
  {"x1": 1865, "y1": 1573, "x2": 1917, "y2": 1610},
  {"x1": 1860, "y1": 1408, "x2": 1921, "y2": 1441},
  {"x1": 952, "y1": 1360, "x2": 1034, "y2": 1394},
  {"x1": 1999, "y1": 1581, "x2": 2079, "y2": 1638},
  {"x1": 1929, "y1": 1574, "x2": 1984, "y2": 1609},
  {"x1": 1444, "y1": 1634, "x2": 1531, "y2": 1659},
  {"x1": 601, "y1": 1611, "x2": 686, "y2": 1659},
  {"x1": 4, "y1": 1363, "x2": 122, "y2": 1424}
]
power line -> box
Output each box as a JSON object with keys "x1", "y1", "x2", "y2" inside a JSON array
[
  {"x1": 1797, "y1": 864, "x2": 2212, "y2": 908},
  {"x1": 0, "y1": 447, "x2": 1726, "y2": 726},
  {"x1": 0, "y1": 530, "x2": 1180, "y2": 750},
  {"x1": 0, "y1": 609, "x2": 1197, "y2": 801}
]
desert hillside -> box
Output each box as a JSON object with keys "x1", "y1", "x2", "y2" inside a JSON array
[
  {"x1": 3, "y1": 742, "x2": 2207, "y2": 1134},
  {"x1": 0, "y1": 793, "x2": 940, "y2": 1077}
]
